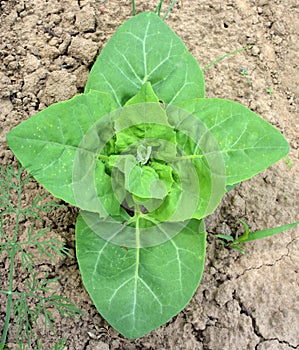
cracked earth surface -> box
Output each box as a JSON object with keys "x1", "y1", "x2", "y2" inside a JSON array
[{"x1": 0, "y1": 0, "x2": 298, "y2": 349}]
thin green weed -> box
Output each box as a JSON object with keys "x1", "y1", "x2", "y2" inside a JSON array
[
  {"x1": 132, "y1": 0, "x2": 178, "y2": 19},
  {"x1": 0, "y1": 164, "x2": 82, "y2": 350},
  {"x1": 216, "y1": 219, "x2": 299, "y2": 254}
]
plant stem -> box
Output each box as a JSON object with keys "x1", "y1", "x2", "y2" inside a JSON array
[
  {"x1": 1, "y1": 250, "x2": 16, "y2": 348},
  {"x1": 0, "y1": 168, "x2": 22, "y2": 349},
  {"x1": 203, "y1": 45, "x2": 252, "y2": 71},
  {"x1": 0, "y1": 290, "x2": 20, "y2": 295},
  {"x1": 162, "y1": 0, "x2": 177, "y2": 20},
  {"x1": 155, "y1": 0, "x2": 163, "y2": 16},
  {"x1": 132, "y1": 0, "x2": 136, "y2": 16}
]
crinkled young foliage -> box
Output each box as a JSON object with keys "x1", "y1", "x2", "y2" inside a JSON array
[{"x1": 6, "y1": 12, "x2": 289, "y2": 339}]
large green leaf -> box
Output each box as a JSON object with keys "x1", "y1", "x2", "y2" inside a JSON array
[
  {"x1": 85, "y1": 12, "x2": 205, "y2": 106},
  {"x1": 6, "y1": 90, "x2": 119, "y2": 211},
  {"x1": 176, "y1": 98, "x2": 289, "y2": 185},
  {"x1": 76, "y1": 213, "x2": 206, "y2": 339}
]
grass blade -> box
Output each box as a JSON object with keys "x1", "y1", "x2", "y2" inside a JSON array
[
  {"x1": 236, "y1": 221, "x2": 299, "y2": 243},
  {"x1": 132, "y1": 0, "x2": 136, "y2": 15},
  {"x1": 155, "y1": 0, "x2": 163, "y2": 16},
  {"x1": 163, "y1": 0, "x2": 177, "y2": 20},
  {"x1": 203, "y1": 45, "x2": 252, "y2": 71}
]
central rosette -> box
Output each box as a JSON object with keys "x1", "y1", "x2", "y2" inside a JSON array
[{"x1": 73, "y1": 83, "x2": 226, "y2": 247}]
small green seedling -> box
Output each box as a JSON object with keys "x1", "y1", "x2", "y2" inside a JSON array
[
  {"x1": 0, "y1": 165, "x2": 82, "y2": 349},
  {"x1": 240, "y1": 67, "x2": 249, "y2": 76},
  {"x1": 267, "y1": 86, "x2": 274, "y2": 95},
  {"x1": 5, "y1": 5, "x2": 298, "y2": 340},
  {"x1": 216, "y1": 220, "x2": 299, "y2": 254},
  {"x1": 240, "y1": 66, "x2": 252, "y2": 84},
  {"x1": 285, "y1": 156, "x2": 293, "y2": 168}
]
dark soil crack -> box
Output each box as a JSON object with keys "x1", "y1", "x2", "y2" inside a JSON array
[
  {"x1": 183, "y1": 310, "x2": 204, "y2": 343},
  {"x1": 235, "y1": 236, "x2": 298, "y2": 279},
  {"x1": 285, "y1": 236, "x2": 298, "y2": 265},
  {"x1": 257, "y1": 339, "x2": 298, "y2": 350},
  {"x1": 233, "y1": 291, "x2": 298, "y2": 349},
  {"x1": 233, "y1": 291, "x2": 263, "y2": 339},
  {"x1": 82, "y1": 338, "x2": 90, "y2": 350},
  {"x1": 236, "y1": 258, "x2": 284, "y2": 278}
]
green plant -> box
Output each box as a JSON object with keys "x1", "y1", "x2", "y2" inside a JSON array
[
  {"x1": 267, "y1": 86, "x2": 274, "y2": 94},
  {"x1": 0, "y1": 164, "x2": 82, "y2": 349},
  {"x1": 203, "y1": 46, "x2": 251, "y2": 71},
  {"x1": 285, "y1": 156, "x2": 293, "y2": 168},
  {"x1": 216, "y1": 220, "x2": 299, "y2": 254},
  {"x1": 38, "y1": 338, "x2": 67, "y2": 350},
  {"x1": 240, "y1": 66, "x2": 252, "y2": 84},
  {"x1": 5, "y1": 10, "x2": 298, "y2": 339}
]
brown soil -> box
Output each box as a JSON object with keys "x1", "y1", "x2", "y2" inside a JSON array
[{"x1": 0, "y1": 0, "x2": 298, "y2": 349}]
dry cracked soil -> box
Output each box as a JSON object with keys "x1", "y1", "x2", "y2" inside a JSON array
[{"x1": 0, "y1": 0, "x2": 298, "y2": 349}]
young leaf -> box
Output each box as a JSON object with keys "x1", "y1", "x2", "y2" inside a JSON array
[
  {"x1": 125, "y1": 82, "x2": 159, "y2": 105},
  {"x1": 76, "y1": 214, "x2": 206, "y2": 339},
  {"x1": 215, "y1": 234, "x2": 234, "y2": 242},
  {"x1": 127, "y1": 164, "x2": 167, "y2": 200},
  {"x1": 85, "y1": 12, "x2": 205, "y2": 106},
  {"x1": 114, "y1": 102, "x2": 177, "y2": 160}
]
